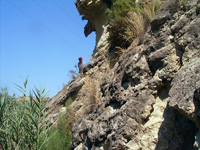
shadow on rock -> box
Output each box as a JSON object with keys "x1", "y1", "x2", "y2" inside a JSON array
[{"x1": 155, "y1": 104, "x2": 198, "y2": 150}]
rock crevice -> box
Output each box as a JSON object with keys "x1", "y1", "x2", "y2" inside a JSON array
[{"x1": 45, "y1": 0, "x2": 200, "y2": 149}]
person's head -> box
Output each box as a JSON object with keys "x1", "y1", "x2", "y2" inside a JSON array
[{"x1": 79, "y1": 57, "x2": 83, "y2": 62}]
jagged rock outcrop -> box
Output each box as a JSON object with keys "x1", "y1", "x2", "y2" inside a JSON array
[
  {"x1": 45, "y1": 0, "x2": 200, "y2": 149},
  {"x1": 75, "y1": 0, "x2": 110, "y2": 54}
]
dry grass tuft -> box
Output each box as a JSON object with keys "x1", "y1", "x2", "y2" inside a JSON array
[
  {"x1": 123, "y1": 0, "x2": 162, "y2": 44},
  {"x1": 83, "y1": 75, "x2": 101, "y2": 114},
  {"x1": 109, "y1": 46, "x2": 127, "y2": 65},
  {"x1": 68, "y1": 65, "x2": 78, "y2": 79},
  {"x1": 123, "y1": 11, "x2": 145, "y2": 44},
  {"x1": 115, "y1": 46, "x2": 127, "y2": 55}
]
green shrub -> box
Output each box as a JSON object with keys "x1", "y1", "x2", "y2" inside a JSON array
[
  {"x1": 42, "y1": 97, "x2": 74, "y2": 150},
  {"x1": 106, "y1": 0, "x2": 161, "y2": 48},
  {"x1": 123, "y1": 0, "x2": 161, "y2": 44},
  {"x1": 106, "y1": 0, "x2": 137, "y2": 48},
  {"x1": 42, "y1": 115, "x2": 72, "y2": 150}
]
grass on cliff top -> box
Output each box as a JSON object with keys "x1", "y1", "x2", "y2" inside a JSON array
[{"x1": 107, "y1": 0, "x2": 162, "y2": 48}]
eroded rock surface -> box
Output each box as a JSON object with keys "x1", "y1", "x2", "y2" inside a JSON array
[
  {"x1": 75, "y1": 0, "x2": 110, "y2": 54},
  {"x1": 45, "y1": 0, "x2": 200, "y2": 149}
]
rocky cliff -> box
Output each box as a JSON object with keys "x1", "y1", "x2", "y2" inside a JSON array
[{"x1": 45, "y1": 0, "x2": 200, "y2": 149}]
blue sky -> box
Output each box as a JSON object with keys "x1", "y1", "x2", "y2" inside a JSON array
[{"x1": 0, "y1": 0, "x2": 96, "y2": 97}]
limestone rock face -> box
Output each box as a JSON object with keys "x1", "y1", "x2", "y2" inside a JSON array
[
  {"x1": 45, "y1": 75, "x2": 85, "y2": 125},
  {"x1": 169, "y1": 57, "x2": 200, "y2": 127},
  {"x1": 45, "y1": 0, "x2": 200, "y2": 149},
  {"x1": 75, "y1": 0, "x2": 110, "y2": 54}
]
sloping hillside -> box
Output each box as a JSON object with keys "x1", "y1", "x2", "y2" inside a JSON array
[{"x1": 45, "y1": 0, "x2": 200, "y2": 149}]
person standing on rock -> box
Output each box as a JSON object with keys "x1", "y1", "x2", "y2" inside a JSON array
[{"x1": 78, "y1": 57, "x2": 85, "y2": 73}]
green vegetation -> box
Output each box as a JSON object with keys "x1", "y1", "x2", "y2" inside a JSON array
[
  {"x1": 42, "y1": 115, "x2": 72, "y2": 150},
  {"x1": 43, "y1": 97, "x2": 74, "y2": 150},
  {"x1": 0, "y1": 81, "x2": 74, "y2": 150},
  {"x1": 106, "y1": 0, "x2": 137, "y2": 48},
  {"x1": 124, "y1": 0, "x2": 161, "y2": 44},
  {"x1": 106, "y1": 0, "x2": 161, "y2": 48},
  {"x1": 0, "y1": 81, "x2": 48, "y2": 150}
]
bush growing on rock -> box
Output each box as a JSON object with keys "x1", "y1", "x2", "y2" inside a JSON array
[
  {"x1": 124, "y1": 0, "x2": 161, "y2": 44},
  {"x1": 107, "y1": 0, "x2": 161, "y2": 48},
  {"x1": 41, "y1": 97, "x2": 74, "y2": 150},
  {"x1": 106, "y1": 0, "x2": 137, "y2": 48},
  {"x1": 42, "y1": 115, "x2": 73, "y2": 150}
]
